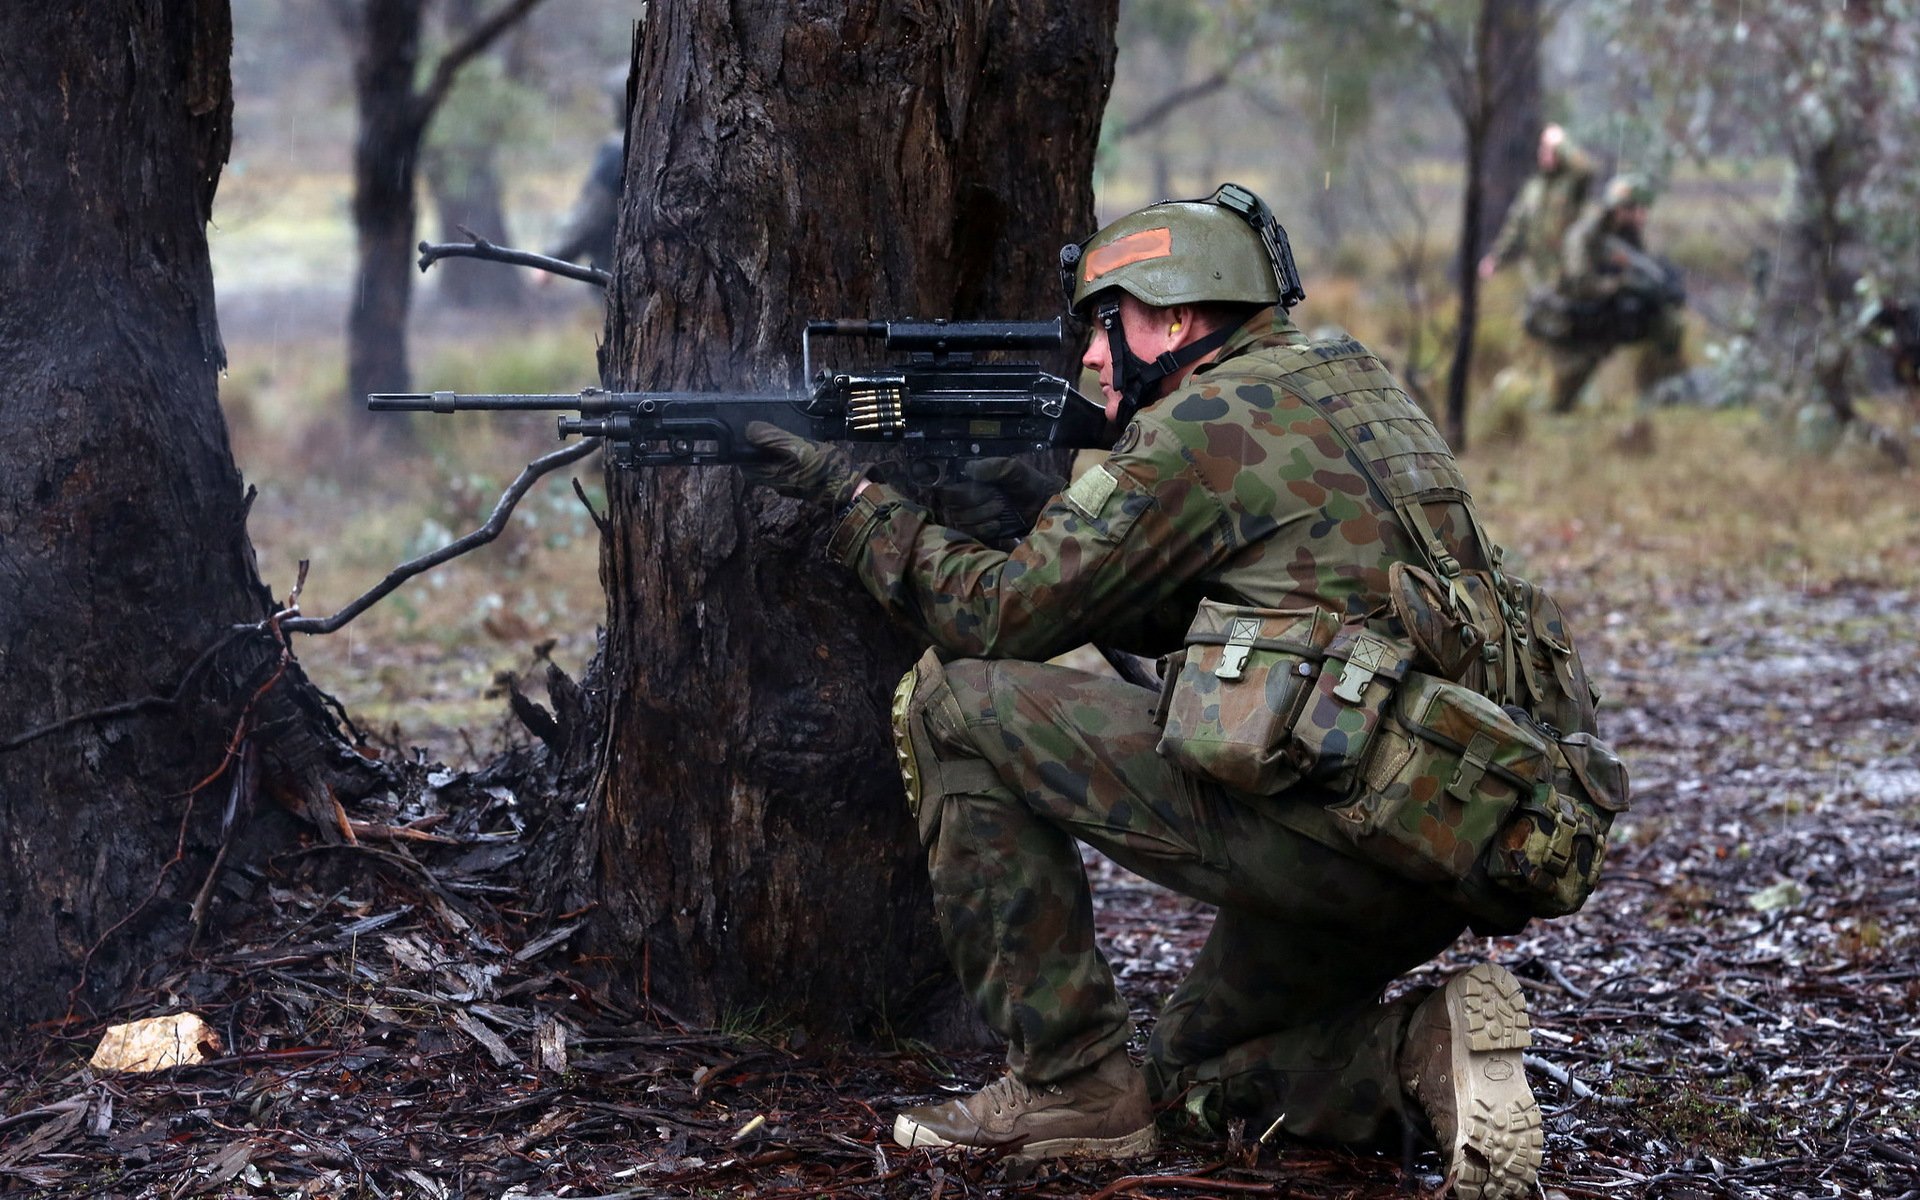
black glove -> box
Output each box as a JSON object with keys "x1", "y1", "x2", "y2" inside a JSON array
[
  {"x1": 931, "y1": 457, "x2": 1065, "y2": 547},
  {"x1": 740, "y1": 421, "x2": 863, "y2": 510}
]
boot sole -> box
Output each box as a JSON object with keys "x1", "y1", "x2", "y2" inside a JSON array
[
  {"x1": 892, "y1": 1114, "x2": 1158, "y2": 1163},
  {"x1": 1441, "y1": 963, "x2": 1543, "y2": 1200}
]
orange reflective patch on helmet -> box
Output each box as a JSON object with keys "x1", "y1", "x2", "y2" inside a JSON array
[{"x1": 1083, "y1": 226, "x2": 1173, "y2": 283}]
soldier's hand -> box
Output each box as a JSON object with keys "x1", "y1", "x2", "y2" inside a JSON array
[
  {"x1": 741, "y1": 422, "x2": 863, "y2": 509},
  {"x1": 931, "y1": 457, "x2": 1065, "y2": 548}
]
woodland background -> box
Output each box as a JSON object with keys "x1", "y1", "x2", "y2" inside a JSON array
[{"x1": 1, "y1": 1, "x2": 1916, "y2": 1197}]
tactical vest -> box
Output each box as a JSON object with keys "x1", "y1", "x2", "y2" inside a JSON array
[{"x1": 1155, "y1": 336, "x2": 1629, "y2": 929}]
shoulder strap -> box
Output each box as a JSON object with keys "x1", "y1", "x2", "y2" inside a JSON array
[{"x1": 1265, "y1": 338, "x2": 1550, "y2": 708}]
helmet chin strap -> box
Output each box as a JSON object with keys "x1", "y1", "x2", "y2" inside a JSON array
[{"x1": 1098, "y1": 301, "x2": 1239, "y2": 426}]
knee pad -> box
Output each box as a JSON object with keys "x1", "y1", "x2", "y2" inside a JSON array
[{"x1": 891, "y1": 649, "x2": 1000, "y2": 843}]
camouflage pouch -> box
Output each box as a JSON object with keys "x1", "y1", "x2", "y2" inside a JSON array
[
  {"x1": 1335, "y1": 671, "x2": 1551, "y2": 884},
  {"x1": 1484, "y1": 727, "x2": 1629, "y2": 916},
  {"x1": 1388, "y1": 562, "x2": 1483, "y2": 681},
  {"x1": 1286, "y1": 624, "x2": 1415, "y2": 791},
  {"x1": 1155, "y1": 600, "x2": 1340, "y2": 794}
]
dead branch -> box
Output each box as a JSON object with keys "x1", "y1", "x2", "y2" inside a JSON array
[
  {"x1": 415, "y1": 0, "x2": 554, "y2": 121},
  {"x1": 1524, "y1": 1053, "x2": 1632, "y2": 1108},
  {"x1": 417, "y1": 235, "x2": 611, "y2": 288},
  {"x1": 280, "y1": 439, "x2": 600, "y2": 637},
  {"x1": 1110, "y1": 33, "x2": 1279, "y2": 144}
]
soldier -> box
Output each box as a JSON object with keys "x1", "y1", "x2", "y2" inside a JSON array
[
  {"x1": 1480, "y1": 124, "x2": 1595, "y2": 290},
  {"x1": 741, "y1": 186, "x2": 1557, "y2": 1200},
  {"x1": 1532, "y1": 174, "x2": 1687, "y2": 413},
  {"x1": 544, "y1": 69, "x2": 627, "y2": 272}
]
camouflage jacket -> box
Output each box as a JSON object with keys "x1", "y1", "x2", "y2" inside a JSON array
[
  {"x1": 1488, "y1": 150, "x2": 1595, "y2": 289},
  {"x1": 829, "y1": 310, "x2": 1486, "y2": 843},
  {"x1": 828, "y1": 308, "x2": 1483, "y2": 661},
  {"x1": 1557, "y1": 203, "x2": 1660, "y2": 304}
]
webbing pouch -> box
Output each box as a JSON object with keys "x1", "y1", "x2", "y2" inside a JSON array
[
  {"x1": 1333, "y1": 671, "x2": 1550, "y2": 884},
  {"x1": 1155, "y1": 600, "x2": 1339, "y2": 794},
  {"x1": 1484, "y1": 727, "x2": 1629, "y2": 916},
  {"x1": 1287, "y1": 624, "x2": 1414, "y2": 791}
]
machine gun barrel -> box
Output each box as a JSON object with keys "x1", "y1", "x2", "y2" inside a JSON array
[
  {"x1": 367, "y1": 316, "x2": 1111, "y2": 469},
  {"x1": 367, "y1": 391, "x2": 606, "y2": 414}
]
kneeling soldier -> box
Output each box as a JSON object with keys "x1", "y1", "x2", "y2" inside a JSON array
[{"x1": 743, "y1": 185, "x2": 1619, "y2": 1200}]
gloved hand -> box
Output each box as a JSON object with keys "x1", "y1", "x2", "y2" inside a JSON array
[
  {"x1": 931, "y1": 457, "x2": 1064, "y2": 548},
  {"x1": 741, "y1": 421, "x2": 864, "y2": 509}
]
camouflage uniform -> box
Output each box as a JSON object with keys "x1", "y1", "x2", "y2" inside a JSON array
[
  {"x1": 1540, "y1": 199, "x2": 1685, "y2": 413},
  {"x1": 829, "y1": 310, "x2": 1495, "y2": 1143},
  {"x1": 1487, "y1": 144, "x2": 1595, "y2": 291}
]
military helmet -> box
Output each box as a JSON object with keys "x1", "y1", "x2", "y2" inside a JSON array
[
  {"x1": 1062, "y1": 183, "x2": 1305, "y2": 315},
  {"x1": 1603, "y1": 173, "x2": 1654, "y2": 210}
]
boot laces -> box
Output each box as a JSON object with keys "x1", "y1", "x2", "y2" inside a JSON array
[{"x1": 982, "y1": 1072, "x2": 1054, "y2": 1116}]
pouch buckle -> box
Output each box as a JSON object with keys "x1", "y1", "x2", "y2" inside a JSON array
[
  {"x1": 1540, "y1": 792, "x2": 1578, "y2": 876},
  {"x1": 1332, "y1": 634, "x2": 1396, "y2": 703},
  {"x1": 1215, "y1": 617, "x2": 1262, "y2": 681},
  {"x1": 1447, "y1": 731, "x2": 1498, "y2": 802}
]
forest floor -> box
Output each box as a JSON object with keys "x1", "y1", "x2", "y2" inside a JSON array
[{"x1": 3, "y1": 392, "x2": 1918, "y2": 1197}]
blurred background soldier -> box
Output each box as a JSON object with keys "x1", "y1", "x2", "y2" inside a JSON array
[
  {"x1": 1526, "y1": 174, "x2": 1687, "y2": 413},
  {"x1": 1857, "y1": 283, "x2": 1920, "y2": 414},
  {"x1": 544, "y1": 68, "x2": 627, "y2": 272},
  {"x1": 1479, "y1": 124, "x2": 1595, "y2": 291}
]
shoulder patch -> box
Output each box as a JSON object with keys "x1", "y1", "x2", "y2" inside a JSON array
[
  {"x1": 1112, "y1": 421, "x2": 1142, "y2": 456},
  {"x1": 1065, "y1": 463, "x2": 1120, "y2": 520}
]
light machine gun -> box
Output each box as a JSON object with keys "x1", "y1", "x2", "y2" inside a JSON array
[{"x1": 368, "y1": 318, "x2": 1112, "y2": 472}]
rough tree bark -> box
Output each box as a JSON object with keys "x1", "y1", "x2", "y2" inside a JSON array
[
  {"x1": 572, "y1": 0, "x2": 1118, "y2": 1036},
  {"x1": 1477, "y1": 0, "x2": 1542, "y2": 249},
  {"x1": 339, "y1": 0, "x2": 547, "y2": 427},
  {"x1": 0, "y1": 1, "x2": 377, "y2": 1038}
]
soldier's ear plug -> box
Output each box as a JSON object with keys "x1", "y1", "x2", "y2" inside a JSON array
[{"x1": 1169, "y1": 322, "x2": 1182, "y2": 334}]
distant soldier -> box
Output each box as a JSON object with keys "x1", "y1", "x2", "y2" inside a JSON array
[
  {"x1": 1858, "y1": 287, "x2": 1920, "y2": 411},
  {"x1": 545, "y1": 69, "x2": 628, "y2": 272},
  {"x1": 1527, "y1": 174, "x2": 1687, "y2": 413},
  {"x1": 1479, "y1": 124, "x2": 1595, "y2": 291}
]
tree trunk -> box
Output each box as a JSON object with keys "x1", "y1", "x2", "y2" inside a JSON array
[
  {"x1": 577, "y1": 0, "x2": 1118, "y2": 1037},
  {"x1": 1442, "y1": 1, "x2": 1498, "y2": 451},
  {"x1": 426, "y1": 157, "x2": 525, "y2": 311},
  {"x1": 423, "y1": 0, "x2": 527, "y2": 312},
  {"x1": 345, "y1": 0, "x2": 429, "y2": 427},
  {"x1": 0, "y1": 1, "x2": 374, "y2": 1038},
  {"x1": 1477, "y1": 0, "x2": 1541, "y2": 247}
]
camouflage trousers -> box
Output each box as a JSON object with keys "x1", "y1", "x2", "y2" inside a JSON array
[
  {"x1": 1545, "y1": 305, "x2": 1686, "y2": 413},
  {"x1": 894, "y1": 651, "x2": 1471, "y2": 1147}
]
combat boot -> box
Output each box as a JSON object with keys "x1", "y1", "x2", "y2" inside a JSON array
[
  {"x1": 1399, "y1": 962, "x2": 1543, "y2": 1200},
  {"x1": 892, "y1": 1048, "x2": 1157, "y2": 1163}
]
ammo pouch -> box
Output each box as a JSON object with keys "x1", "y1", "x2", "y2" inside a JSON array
[
  {"x1": 1154, "y1": 601, "x2": 1338, "y2": 795},
  {"x1": 1483, "y1": 727, "x2": 1629, "y2": 917},
  {"x1": 1333, "y1": 671, "x2": 1629, "y2": 922},
  {"x1": 1153, "y1": 599, "x2": 1413, "y2": 797}
]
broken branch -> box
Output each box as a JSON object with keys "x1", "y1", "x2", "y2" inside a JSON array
[
  {"x1": 417, "y1": 236, "x2": 610, "y2": 288},
  {"x1": 280, "y1": 439, "x2": 600, "y2": 637}
]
